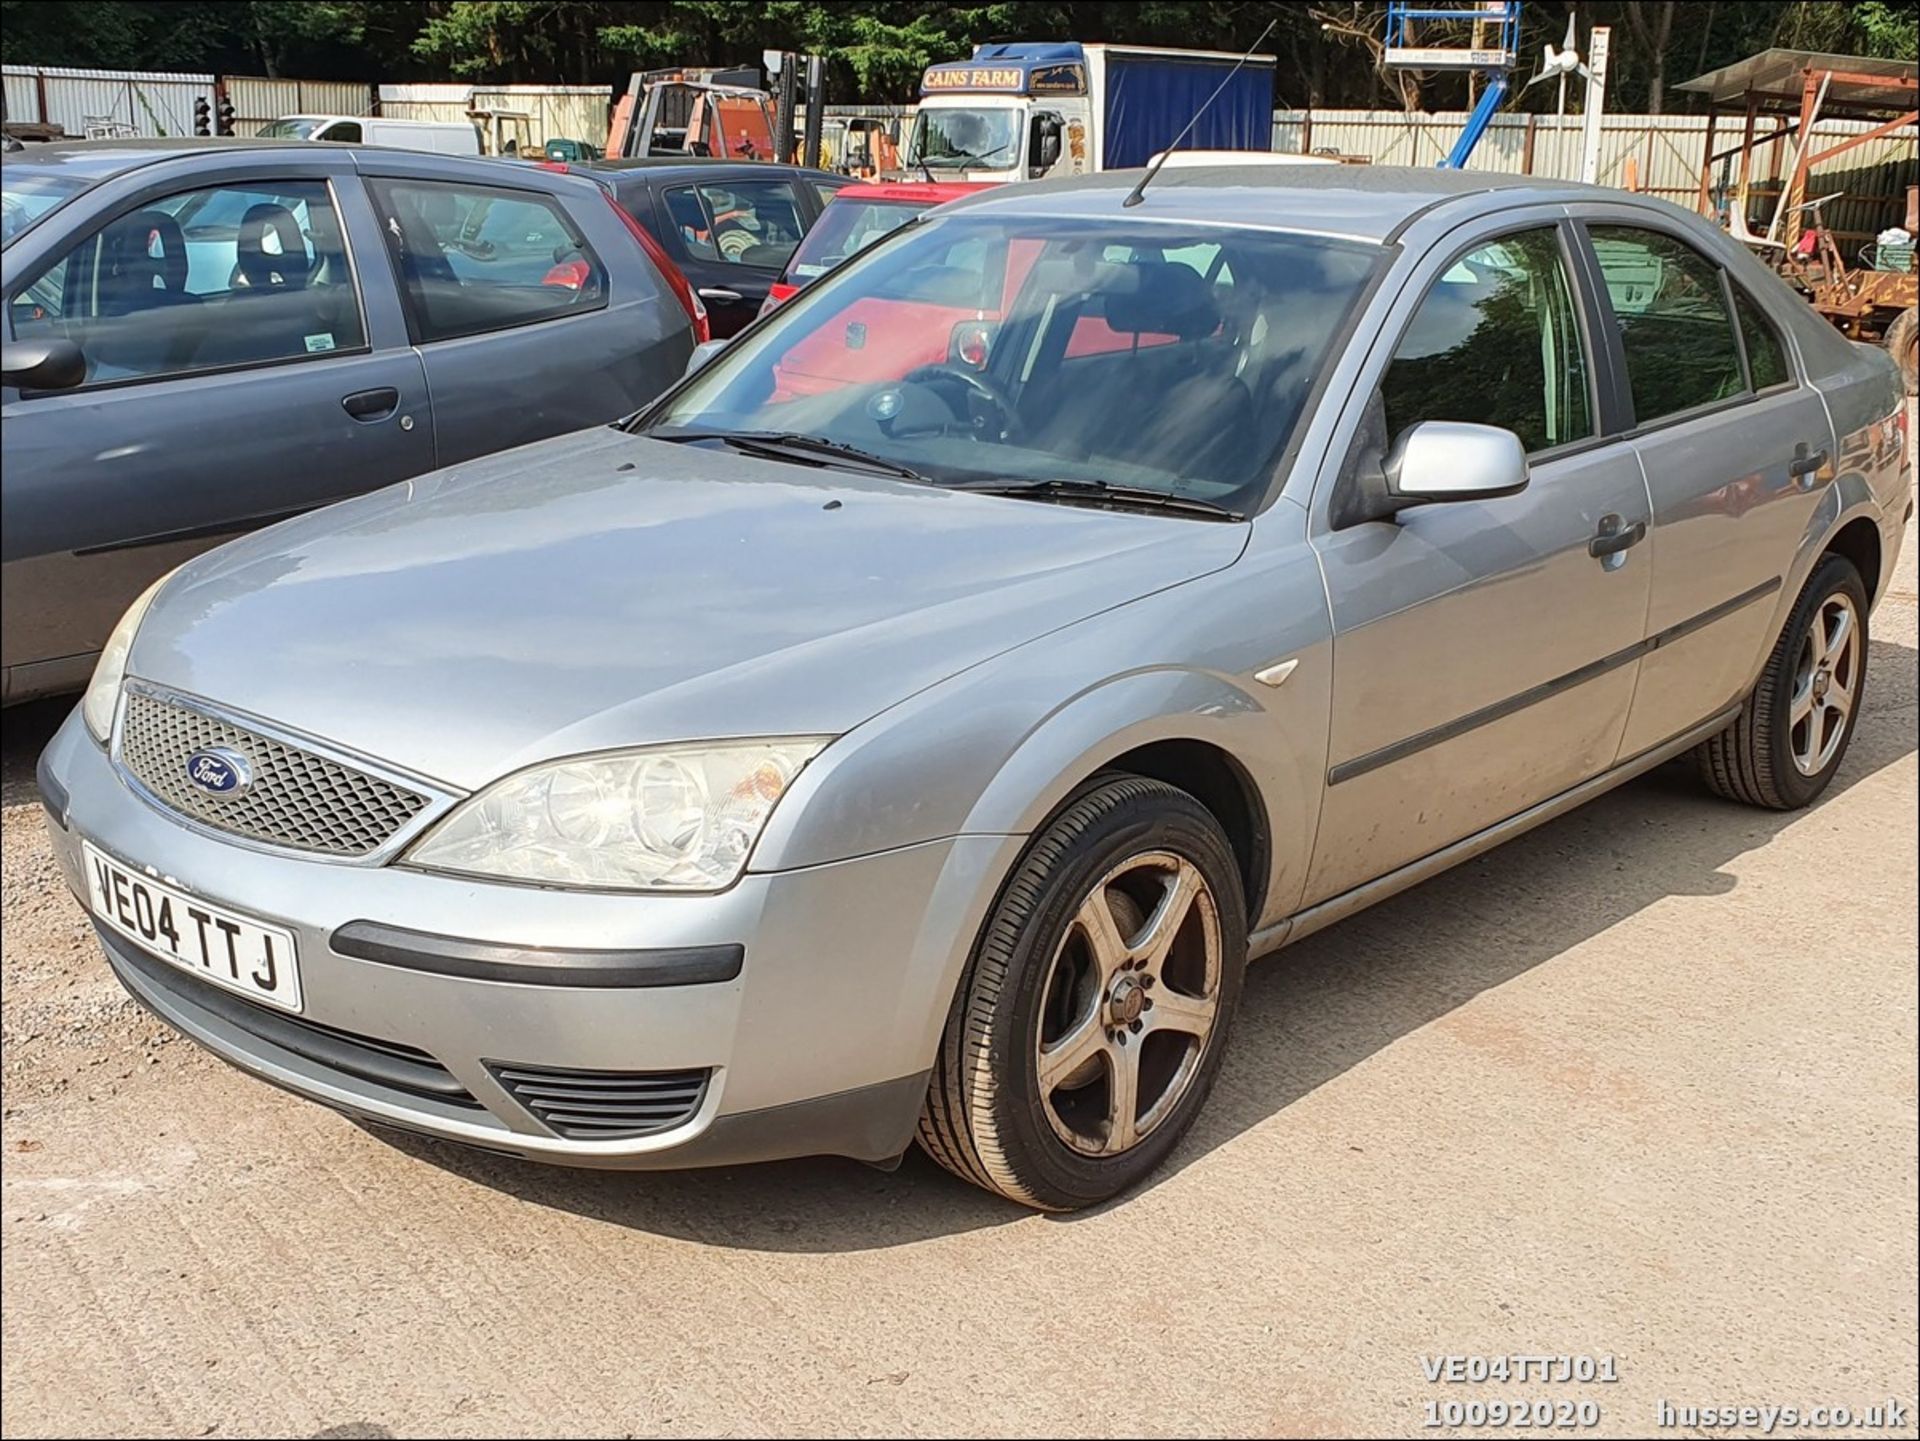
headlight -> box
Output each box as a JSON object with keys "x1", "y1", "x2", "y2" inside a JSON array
[
  {"x1": 404, "y1": 739, "x2": 828, "y2": 891},
  {"x1": 82, "y1": 569, "x2": 177, "y2": 744}
]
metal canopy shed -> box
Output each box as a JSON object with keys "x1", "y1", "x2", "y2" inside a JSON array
[
  {"x1": 1677, "y1": 47, "x2": 1917, "y2": 248},
  {"x1": 1676, "y1": 47, "x2": 1915, "y2": 357},
  {"x1": 1678, "y1": 48, "x2": 1918, "y2": 114}
]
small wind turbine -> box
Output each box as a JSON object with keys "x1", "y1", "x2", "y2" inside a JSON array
[{"x1": 1525, "y1": 10, "x2": 1591, "y2": 116}]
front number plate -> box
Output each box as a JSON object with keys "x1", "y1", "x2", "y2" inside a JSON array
[{"x1": 83, "y1": 842, "x2": 302, "y2": 1012}]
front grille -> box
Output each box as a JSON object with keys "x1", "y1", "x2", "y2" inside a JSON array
[
  {"x1": 488, "y1": 1061, "x2": 710, "y2": 1139},
  {"x1": 119, "y1": 690, "x2": 430, "y2": 856},
  {"x1": 103, "y1": 929, "x2": 483, "y2": 1111}
]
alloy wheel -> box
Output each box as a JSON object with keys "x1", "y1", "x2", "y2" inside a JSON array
[
  {"x1": 1034, "y1": 851, "x2": 1222, "y2": 1157},
  {"x1": 1790, "y1": 591, "x2": 1861, "y2": 777}
]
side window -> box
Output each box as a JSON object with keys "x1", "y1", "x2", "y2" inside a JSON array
[
  {"x1": 811, "y1": 181, "x2": 843, "y2": 208},
  {"x1": 696, "y1": 180, "x2": 805, "y2": 267},
  {"x1": 322, "y1": 120, "x2": 362, "y2": 144},
  {"x1": 1381, "y1": 227, "x2": 1592, "y2": 453},
  {"x1": 1733, "y1": 287, "x2": 1790, "y2": 390},
  {"x1": 662, "y1": 187, "x2": 719, "y2": 261},
  {"x1": 8, "y1": 178, "x2": 363, "y2": 387},
  {"x1": 1588, "y1": 225, "x2": 1746, "y2": 423},
  {"x1": 367, "y1": 179, "x2": 605, "y2": 343}
]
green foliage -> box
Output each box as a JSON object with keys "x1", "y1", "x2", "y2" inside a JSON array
[
  {"x1": 1848, "y1": 0, "x2": 1918, "y2": 62},
  {"x1": 1, "y1": 1, "x2": 1914, "y2": 104}
]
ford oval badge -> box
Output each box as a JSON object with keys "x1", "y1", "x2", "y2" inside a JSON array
[{"x1": 185, "y1": 747, "x2": 251, "y2": 796}]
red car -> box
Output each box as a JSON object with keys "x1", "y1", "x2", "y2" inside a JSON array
[
  {"x1": 758, "y1": 180, "x2": 995, "y2": 315},
  {"x1": 767, "y1": 189, "x2": 1193, "y2": 403}
]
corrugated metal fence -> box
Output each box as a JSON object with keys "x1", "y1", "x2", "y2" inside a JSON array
[
  {"x1": 2, "y1": 65, "x2": 211, "y2": 138},
  {"x1": 226, "y1": 77, "x2": 373, "y2": 136},
  {"x1": 1276, "y1": 109, "x2": 1918, "y2": 244},
  {"x1": 377, "y1": 84, "x2": 609, "y2": 147},
  {"x1": 2, "y1": 67, "x2": 607, "y2": 148}
]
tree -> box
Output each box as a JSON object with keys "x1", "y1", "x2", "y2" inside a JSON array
[
  {"x1": 0, "y1": 1, "x2": 1913, "y2": 104},
  {"x1": 1620, "y1": 0, "x2": 1676, "y2": 112}
]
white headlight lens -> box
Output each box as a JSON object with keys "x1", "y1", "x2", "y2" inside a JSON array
[
  {"x1": 81, "y1": 569, "x2": 176, "y2": 744},
  {"x1": 404, "y1": 739, "x2": 827, "y2": 891}
]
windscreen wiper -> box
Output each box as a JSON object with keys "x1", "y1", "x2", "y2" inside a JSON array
[
  {"x1": 947, "y1": 477, "x2": 1245, "y2": 521},
  {"x1": 931, "y1": 140, "x2": 1012, "y2": 169},
  {"x1": 651, "y1": 430, "x2": 929, "y2": 482}
]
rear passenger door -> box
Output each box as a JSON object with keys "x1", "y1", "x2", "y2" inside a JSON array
[
  {"x1": 1, "y1": 159, "x2": 433, "y2": 691},
  {"x1": 1574, "y1": 215, "x2": 1838, "y2": 756},
  {"x1": 1305, "y1": 218, "x2": 1655, "y2": 905},
  {"x1": 655, "y1": 177, "x2": 817, "y2": 335},
  {"x1": 362, "y1": 171, "x2": 675, "y2": 465}
]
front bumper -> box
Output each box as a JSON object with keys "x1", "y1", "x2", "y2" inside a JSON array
[{"x1": 39, "y1": 709, "x2": 1022, "y2": 1169}]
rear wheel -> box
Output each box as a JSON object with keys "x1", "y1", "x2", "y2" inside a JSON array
[
  {"x1": 1695, "y1": 552, "x2": 1869, "y2": 809},
  {"x1": 918, "y1": 776, "x2": 1246, "y2": 1210}
]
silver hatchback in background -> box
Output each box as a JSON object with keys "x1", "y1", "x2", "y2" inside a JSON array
[
  {"x1": 1, "y1": 138, "x2": 702, "y2": 705},
  {"x1": 38, "y1": 166, "x2": 1911, "y2": 1209}
]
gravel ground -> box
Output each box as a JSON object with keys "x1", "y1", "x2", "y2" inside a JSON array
[{"x1": 1, "y1": 522, "x2": 1914, "y2": 1439}]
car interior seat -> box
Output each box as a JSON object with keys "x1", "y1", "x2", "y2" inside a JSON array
[
  {"x1": 1041, "y1": 259, "x2": 1253, "y2": 488},
  {"x1": 387, "y1": 193, "x2": 460, "y2": 287},
  {"x1": 96, "y1": 210, "x2": 195, "y2": 315},
  {"x1": 232, "y1": 203, "x2": 310, "y2": 291}
]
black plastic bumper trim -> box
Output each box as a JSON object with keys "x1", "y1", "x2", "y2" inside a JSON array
[
  {"x1": 329, "y1": 920, "x2": 744, "y2": 989},
  {"x1": 98, "y1": 926, "x2": 480, "y2": 1105}
]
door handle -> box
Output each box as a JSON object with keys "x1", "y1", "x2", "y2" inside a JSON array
[
  {"x1": 696, "y1": 287, "x2": 743, "y2": 304},
  {"x1": 341, "y1": 387, "x2": 399, "y2": 421},
  {"x1": 1588, "y1": 513, "x2": 1648, "y2": 559},
  {"x1": 1787, "y1": 442, "x2": 1829, "y2": 480}
]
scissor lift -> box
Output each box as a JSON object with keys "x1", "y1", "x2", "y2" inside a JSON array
[{"x1": 1384, "y1": 0, "x2": 1522, "y2": 169}]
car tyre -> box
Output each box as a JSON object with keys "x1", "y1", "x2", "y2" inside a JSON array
[
  {"x1": 918, "y1": 775, "x2": 1247, "y2": 1210},
  {"x1": 1695, "y1": 552, "x2": 1869, "y2": 810}
]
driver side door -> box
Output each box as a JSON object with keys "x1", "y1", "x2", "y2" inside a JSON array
[{"x1": 1303, "y1": 217, "x2": 1655, "y2": 904}]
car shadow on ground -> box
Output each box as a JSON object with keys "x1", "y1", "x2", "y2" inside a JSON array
[
  {"x1": 366, "y1": 635, "x2": 1919, "y2": 1250},
  {"x1": 1, "y1": 696, "x2": 71, "y2": 808}
]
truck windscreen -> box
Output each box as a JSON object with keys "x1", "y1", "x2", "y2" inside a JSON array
[{"x1": 909, "y1": 109, "x2": 1018, "y2": 169}]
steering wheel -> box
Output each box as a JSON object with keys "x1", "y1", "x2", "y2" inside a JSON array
[{"x1": 902, "y1": 363, "x2": 1026, "y2": 442}]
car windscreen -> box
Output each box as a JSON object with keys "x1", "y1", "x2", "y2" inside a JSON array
[
  {"x1": 257, "y1": 118, "x2": 325, "y2": 140},
  {"x1": 641, "y1": 213, "x2": 1383, "y2": 514},
  {"x1": 786, "y1": 198, "x2": 924, "y2": 283},
  {"x1": 2, "y1": 171, "x2": 89, "y2": 248}
]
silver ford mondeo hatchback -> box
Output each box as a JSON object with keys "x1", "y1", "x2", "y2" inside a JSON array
[{"x1": 40, "y1": 168, "x2": 1911, "y2": 1209}]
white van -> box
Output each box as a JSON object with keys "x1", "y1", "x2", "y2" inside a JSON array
[{"x1": 258, "y1": 115, "x2": 482, "y2": 156}]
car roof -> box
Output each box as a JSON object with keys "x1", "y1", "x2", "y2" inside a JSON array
[
  {"x1": 1, "y1": 136, "x2": 607, "y2": 244},
  {"x1": 582, "y1": 159, "x2": 845, "y2": 182},
  {"x1": 935, "y1": 163, "x2": 1613, "y2": 242},
  {"x1": 833, "y1": 181, "x2": 996, "y2": 205},
  {"x1": 1, "y1": 136, "x2": 324, "y2": 183}
]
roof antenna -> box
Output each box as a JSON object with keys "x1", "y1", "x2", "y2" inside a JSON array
[{"x1": 1124, "y1": 19, "x2": 1277, "y2": 208}]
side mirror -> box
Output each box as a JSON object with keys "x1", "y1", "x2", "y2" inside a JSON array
[
  {"x1": 1, "y1": 338, "x2": 86, "y2": 391},
  {"x1": 683, "y1": 337, "x2": 730, "y2": 378},
  {"x1": 1383, "y1": 420, "x2": 1529, "y2": 509}
]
